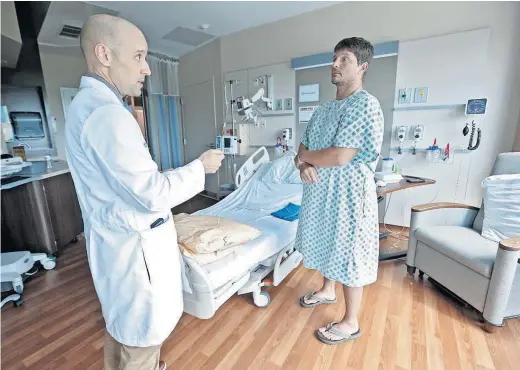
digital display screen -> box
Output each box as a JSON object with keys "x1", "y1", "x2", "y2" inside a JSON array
[{"x1": 224, "y1": 138, "x2": 231, "y2": 148}]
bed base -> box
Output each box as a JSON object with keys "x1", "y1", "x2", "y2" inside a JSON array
[{"x1": 182, "y1": 241, "x2": 302, "y2": 319}]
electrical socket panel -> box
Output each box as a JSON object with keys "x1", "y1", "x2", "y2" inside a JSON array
[
  {"x1": 414, "y1": 87, "x2": 429, "y2": 103},
  {"x1": 398, "y1": 88, "x2": 412, "y2": 104},
  {"x1": 284, "y1": 97, "x2": 293, "y2": 111}
]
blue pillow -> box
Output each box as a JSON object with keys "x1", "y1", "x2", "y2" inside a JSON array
[{"x1": 271, "y1": 203, "x2": 301, "y2": 221}]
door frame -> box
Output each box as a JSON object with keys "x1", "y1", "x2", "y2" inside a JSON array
[{"x1": 180, "y1": 77, "x2": 220, "y2": 199}]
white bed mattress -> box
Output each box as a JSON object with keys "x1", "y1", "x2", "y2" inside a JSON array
[{"x1": 192, "y1": 163, "x2": 303, "y2": 289}]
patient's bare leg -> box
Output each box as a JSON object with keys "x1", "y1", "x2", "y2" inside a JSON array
[
  {"x1": 302, "y1": 276, "x2": 336, "y2": 304},
  {"x1": 319, "y1": 285, "x2": 362, "y2": 340}
]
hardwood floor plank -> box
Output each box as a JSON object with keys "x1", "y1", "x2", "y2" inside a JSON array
[
  {"x1": 378, "y1": 316, "x2": 399, "y2": 370},
  {"x1": 423, "y1": 283, "x2": 447, "y2": 370},
  {"x1": 449, "y1": 303, "x2": 478, "y2": 370},
  {"x1": 436, "y1": 295, "x2": 462, "y2": 370},
  {"x1": 362, "y1": 286, "x2": 391, "y2": 370},
  {"x1": 395, "y1": 274, "x2": 413, "y2": 370},
  {"x1": 468, "y1": 323, "x2": 495, "y2": 370}
]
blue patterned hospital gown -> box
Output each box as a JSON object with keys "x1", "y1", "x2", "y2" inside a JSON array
[{"x1": 295, "y1": 89, "x2": 384, "y2": 287}]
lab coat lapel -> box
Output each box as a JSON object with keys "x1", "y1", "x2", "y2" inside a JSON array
[{"x1": 79, "y1": 76, "x2": 126, "y2": 107}]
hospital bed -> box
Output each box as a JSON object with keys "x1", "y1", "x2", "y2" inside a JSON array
[{"x1": 181, "y1": 147, "x2": 303, "y2": 319}]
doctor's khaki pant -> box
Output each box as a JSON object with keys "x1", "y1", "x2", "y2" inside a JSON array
[{"x1": 104, "y1": 330, "x2": 162, "y2": 370}]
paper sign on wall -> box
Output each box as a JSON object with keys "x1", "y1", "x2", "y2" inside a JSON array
[
  {"x1": 299, "y1": 83, "x2": 320, "y2": 103},
  {"x1": 298, "y1": 105, "x2": 318, "y2": 124}
]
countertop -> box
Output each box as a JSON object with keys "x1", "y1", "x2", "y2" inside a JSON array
[{"x1": 1, "y1": 160, "x2": 71, "y2": 190}]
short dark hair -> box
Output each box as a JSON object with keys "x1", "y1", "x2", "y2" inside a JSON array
[{"x1": 334, "y1": 37, "x2": 374, "y2": 67}]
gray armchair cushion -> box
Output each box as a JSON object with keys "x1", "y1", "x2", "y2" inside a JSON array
[
  {"x1": 415, "y1": 226, "x2": 498, "y2": 278},
  {"x1": 473, "y1": 152, "x2": 520, "y2": 232}
]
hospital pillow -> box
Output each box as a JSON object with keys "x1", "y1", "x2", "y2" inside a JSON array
[
  {"x1": 261, "y1": 151, "x2": 302, "y2": 184},
  {"x1": 173, "y1": 213, "x2": 261, "y2": 255},
  {"x1": 481, "y1": 174, "x2": 520, "y2": 243}
]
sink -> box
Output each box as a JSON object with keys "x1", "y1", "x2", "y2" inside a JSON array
[{"x1": 17, "y1": 161, "x2": 49, "y2": 176}]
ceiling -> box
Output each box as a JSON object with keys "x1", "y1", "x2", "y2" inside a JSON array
[{"x1": 37, "y1": 1, "x2": 339, "y2": 58}]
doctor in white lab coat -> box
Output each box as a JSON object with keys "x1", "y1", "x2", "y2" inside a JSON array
[{"x1": 64, "y1": 15, "x2": 224, "y2": 370}]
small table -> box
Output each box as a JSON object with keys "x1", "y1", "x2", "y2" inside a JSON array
[{"x1": 376, "y1": 175, "x2": 436, "y2": 261}]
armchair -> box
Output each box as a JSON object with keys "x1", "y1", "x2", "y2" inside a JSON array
[{"x1": 406, "y1": 152, "x2": 520, "y2": 332}]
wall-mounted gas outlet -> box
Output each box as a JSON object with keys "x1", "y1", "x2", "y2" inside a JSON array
[
  {"x1": 396, "y1": 126, "x2": 407, "y2": 142},
  {"x1": 413, "y1": 125, "x2": 424, "y2": 140}
]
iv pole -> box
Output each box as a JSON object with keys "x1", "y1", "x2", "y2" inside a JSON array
[{"x1": 223, "y1": 79, "x2": 239, "y2": 190}]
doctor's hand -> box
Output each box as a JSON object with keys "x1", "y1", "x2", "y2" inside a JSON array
[
  {"x1": 300, "y1": 163, "x2": 318, "y2": 183},
  {"x1": 199, "y1": 149, "x2": 225, "y2": 173}
]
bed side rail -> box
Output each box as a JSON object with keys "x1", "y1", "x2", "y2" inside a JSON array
[
  {"x1": 273, "y1": 241, "x2": 303, "y2": 286},
  {"x1": 235, "y1": 146, "x2": 270, "y2": 188}
]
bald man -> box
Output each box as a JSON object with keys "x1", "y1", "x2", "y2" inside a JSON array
[{"x1": 65, "y1": 15, "x2": 224, "y2": 370}]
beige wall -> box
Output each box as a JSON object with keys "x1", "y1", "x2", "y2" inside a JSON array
[
  {"x1": 1, "y1": 1, "x2": 21, "y2": 42},
  {"x1": 179, "y1": 38, "x2": 224, "y2": 133},
  {"x1": 39, "y1": 46, "x2": 86, "y2": 159}
]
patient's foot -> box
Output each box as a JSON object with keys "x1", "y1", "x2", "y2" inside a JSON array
[
  {"x1": 302, "y1": 287, "x2": 336, "y2": 305},
  {"x1": 318, "y1": 320, "x2": 359, "y2": 341}
]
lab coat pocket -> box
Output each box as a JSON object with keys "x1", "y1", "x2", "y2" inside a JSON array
[{"x1": 139, "y1": 216, "x2": 178, "y2": 288}]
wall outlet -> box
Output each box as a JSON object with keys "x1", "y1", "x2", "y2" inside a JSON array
[
  {"x1": 398, "y1": 88, "x2": 412, "y2": 104},
  {"x1": 414, "y1": 87, "x2": 429, "y2": 103},
  {"x1": 275, "y1": 98, "x2": 283, "y2": 111},
  {"x1": 284, "y1": 98, "x2": 293, "y2": 111}
]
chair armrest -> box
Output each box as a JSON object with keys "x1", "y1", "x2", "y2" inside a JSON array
[
  {"x1": 410, "y1": 202, "x2": 479, "y2": 229},
  {"x1": 411, "y1": 202, "x2": 479, "y2": 213},
  {"x1": 483, "y1": 237, "x2": 520, "y2": 326},
  {"x1": 499, "y1": 236, "x2": 520, "y2": 252}
]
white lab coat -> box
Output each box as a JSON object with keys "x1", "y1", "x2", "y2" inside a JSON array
[{"x1": 64, "y1": 76, "x2": 205, "y2": 347}]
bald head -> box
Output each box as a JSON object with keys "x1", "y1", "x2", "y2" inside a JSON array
[
  {"x1": 80, "y1": 14, "x2": 151, "y2": 97},
  {"x1": 80, "y1": 15, "x2": 138, "y2": 62}
]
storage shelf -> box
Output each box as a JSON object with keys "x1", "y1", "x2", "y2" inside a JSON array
[
  {"x1": 390, "y1": 147, "x2": 472, "y2": 154},
  {"x1": 393, "y1": 104, "x2": 465, "y2": 112}
]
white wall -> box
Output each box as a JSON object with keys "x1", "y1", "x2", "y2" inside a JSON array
[
  {"x1": 1, "y1": 1, "x2": 21, "y2": 42},
  {"x1": 39, "y1": 46, "x2": 86, "y2": 159},
  {"x1": 216, "y1": 1, "x2": 520, "y2": 225}
]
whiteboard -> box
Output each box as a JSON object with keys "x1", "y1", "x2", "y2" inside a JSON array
[{"x1": 394, "y1": 28, "x2": 490, "y2": 108}]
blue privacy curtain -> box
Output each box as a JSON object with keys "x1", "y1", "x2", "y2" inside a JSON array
[{"x1": 145, "y1": 54, "x2": 183, "y2": 171}]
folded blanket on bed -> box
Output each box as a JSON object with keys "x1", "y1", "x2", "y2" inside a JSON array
[
  {"x1": 271, "y1": 203, "x2": 301, "y2": 221},
  {"x1": 180, "y1": 244, "x2": 242, "y2": 266},
  {"x1": 173, "y1": 213, "x2": 261, "y2": 255}
]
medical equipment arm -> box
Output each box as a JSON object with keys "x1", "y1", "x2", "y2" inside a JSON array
[
  {"x1": 299, "y1": 147, "x2": 359, "y2": 168},
  {"x1": 83, "y1": 105, "x2": 205, "y2": 213}
]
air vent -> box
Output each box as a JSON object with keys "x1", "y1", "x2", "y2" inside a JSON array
[
  {"x1": 58, "y1": 24, "x2": 82, "y2": 39},
  {"x1": 162, "y1": 26, "x2": 214, "y2": 47}
]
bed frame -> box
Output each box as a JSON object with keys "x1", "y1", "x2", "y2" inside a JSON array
[{"x1": 181, "y1": 146, "x2": 303, "y2": 319}]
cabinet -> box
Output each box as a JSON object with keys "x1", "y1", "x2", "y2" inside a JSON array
[{"x1": 1, "y1": 173, "x2": 83, "y2": 255}]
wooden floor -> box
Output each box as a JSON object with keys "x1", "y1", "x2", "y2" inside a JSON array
[{"x1": 2, "y1": 234, "x2": 520, "y2": 370}]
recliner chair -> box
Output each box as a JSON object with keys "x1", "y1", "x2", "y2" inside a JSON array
[{"x1": 406, "y1": 152, "x2": 520, "y2": 332}]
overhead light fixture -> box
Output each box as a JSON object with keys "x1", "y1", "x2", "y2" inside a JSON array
[{"x1": 199, "y1": 24, "x2": 210, "y2": 32}]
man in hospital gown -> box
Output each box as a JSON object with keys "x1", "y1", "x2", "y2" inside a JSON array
[
  {"x1": 294, "y1": 37, "x2": 384, "y2": 344},
  {"x1": 65, "y1": 15, "x2": 224, "y2": 369}
]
